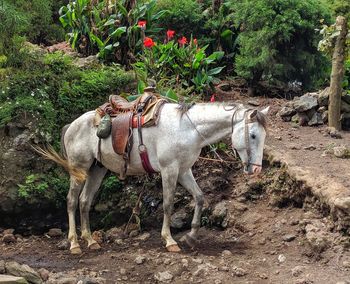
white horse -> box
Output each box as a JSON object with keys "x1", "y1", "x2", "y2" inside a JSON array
[{"x1": 39, "y1": 102, "x2": 269, "y2": 254}]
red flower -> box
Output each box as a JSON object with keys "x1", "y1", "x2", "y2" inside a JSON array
[
  {"x1": 210, "y1": 94, "x2": 216, "y2": 102},
  {"x1": 178, "y1": 36, "x2": 187, "y2": 46},
  {"x1": 138, "y1": 20, "x2": 147, "y2": 29},
  {"x1": 166, "y1": 30, "x2": 175, "y2": 40},
  {"x1": 193, "y1": 38, "x2": 198, "y2": 45},
  {"x1": 143, "y1": 37, "x2": 155, "y2": 48}
]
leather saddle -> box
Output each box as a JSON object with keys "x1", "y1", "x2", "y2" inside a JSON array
[{"x1": 95, "y1": 89, "x2": 167, "y2": 179}]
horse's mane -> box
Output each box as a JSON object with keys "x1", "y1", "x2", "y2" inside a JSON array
[{"x1": 176, "y1": 101, "x2": 267, "y2": 129}]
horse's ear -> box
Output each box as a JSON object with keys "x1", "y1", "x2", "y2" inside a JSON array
[
  {"x1": 261, "y1": 106, "x2": 270, "y2": 115},
  {"x1": 249, "y1": 109, "x2": 258, "y2": 119}
]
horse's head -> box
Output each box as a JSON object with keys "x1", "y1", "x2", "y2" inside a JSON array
[{"x1": 231, "y1": 107, "x2": 269, "y2": 175}]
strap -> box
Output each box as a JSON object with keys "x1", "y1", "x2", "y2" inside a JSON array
[{"x1": 137, "y1": 113, "x2": 156, "y2": 174}]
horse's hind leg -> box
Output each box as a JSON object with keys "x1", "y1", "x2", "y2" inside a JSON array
[
  {"x1": 178, "y1": 169, "x2": 204, "y2": 247},
  {"x1": 161, "y1": 165, "x2": 181, "y2": 252},
  {"x1": 67, "y1": 178, "x2": 85, "y2": 254},
  {"x1": 79, "y1": 165, "x2": 107, "y2": 250}
]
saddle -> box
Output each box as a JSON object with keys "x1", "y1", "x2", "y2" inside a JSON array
[{"x1": 95, "y1": 89, "x2": 167, "y2": 179}]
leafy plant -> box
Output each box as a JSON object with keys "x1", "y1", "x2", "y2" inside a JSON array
[{"x1": 133, "y1": 32, "x2": 224, "y2": 101}]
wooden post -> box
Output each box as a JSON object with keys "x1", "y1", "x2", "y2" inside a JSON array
[{"x1": 328, "y1": 16, "x2": 348, "y2": 130}]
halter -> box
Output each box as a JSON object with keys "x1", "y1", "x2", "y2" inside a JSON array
[{"x1": 231, "y1": 109, "x2": 262, "y2": 170}]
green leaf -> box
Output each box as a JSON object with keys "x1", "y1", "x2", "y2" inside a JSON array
[
  {"x1": 207, "y1": 66, "x2": 225, "y2": 76},
  {"x1": 110, "y1": 26, "x2": 126, "y2": 38},
  {"x1": 104, "y1": 18, "x2": 116, "y2": 26},
  {"x1": 164, "y1": 89, "x2": 179, "y2": 102},
  {"x1": 137, "y1": 81, "x2": 146, "y2": 95}
]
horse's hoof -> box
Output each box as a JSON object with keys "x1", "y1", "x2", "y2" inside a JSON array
[
  {"x1": 166, "y1": 244, "x2": 181, "y2": 253},
  {"x1": 181, "y1": 234, "x2": 198, "y2": 248},
  {"x1": 88, "y1": 242, "x2": 101, "y2": 250},
  {"x1": 70, "y1": 247, "x2": 82, "y2": 255}
]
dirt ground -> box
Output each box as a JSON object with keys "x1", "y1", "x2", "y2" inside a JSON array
[{"x1": 1, "y1": 94, "x2": 350, "y2": 283}]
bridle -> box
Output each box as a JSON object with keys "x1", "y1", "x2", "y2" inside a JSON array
[{"x1": 230, "y1": 108, "x2": 262, "y2": 171}]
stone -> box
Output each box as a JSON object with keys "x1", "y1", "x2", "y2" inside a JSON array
[
  {"x1": 218, "y1": 83, "x2": 231, "y2": 92},
  {"x1": 37, "y1": 268, "x2": 49, "y2": 281},
  {"x1": 73, "y1": 55, "x2": 98, "y2": 68},
  {"x1": 293, "y1": 94, "x2": 318, "y2": 112},
  {"x1": 210, "y1": 201, "x2": 229, "y2": 228},
  {"x1": 278, "y1": 254, "x2": 286, "y2": 263},
  {"x1": 292, "y1": 113, "x2": 309, "y2": 126},
  {"x1": 341, "y1": 113, "x2": 350, "y2": 130},
  {"x1": 341, "y1": 100, "x2": 350, "y2": 113},
  {"x1": 232, "y1": 266, "x2": 247, "y2": 277},
  {"x1": 0, "y1": 275, "x2": 28, "y2": 283},
  {"x1": 308, "y1": 112, "x2": 323, "y2": 126},
  {"x1": 170, "y1": 209, "x2": 189, "y2": 229},
  {"x1": 282, "y1": 234, "x2": 297, "y2": 242},
  {"x1": 81, "y1": 277, "x2": 106, "y2": 284},
  {"x1": 303, "y1": 145, "x2": 316, "y2": 151},
  {"x1": 333, "y1": 145, "x2": 349, "y2": 158},
  {"x1": 317, "y1": 88, "x2": 329, "y2": 107},
  {"x1": 106, "y1": 227, "x2": 125, "y2": 241},
  {"x1": 305, "y1": 222, "x2": 330, "y2": 253},
  {"x1": 342, "y1": 260, "x2": 350, "y2": 268},
  {"x1": 134, "y1": 256, "x2": 146, "y2": 265},
  {"x1": 2, "y1": 234, "x2": 16, "y2": 243},
  {"x1": 5, "y1": 262, "x2": 42, "y2": 284},
  {"x1": 135, "y1": 232, "x2": 151, "y2": 241},
  {"x1": 57, "y1": 239, "x2": 69, "y2": 250},
  {"x1": 47, "y1": 228, "x2": 63, "y2": 238},
  {"x1": 4, "y1": 229, "x2": 15, "y2": 235},
  {"x1": 317, "y1": 106, "x2": 327, "y2": 113},
  {"x1": 154, "y1": 271, "x2": 173, "y2": 282},
  {"x1": 0, "y1": 260, "x2": 5, "y2": 274},
  {"x1": 119, "y1": 268, "x2": 127, "y2": 275},
  {"x1": 279, "y1": 106, "x2": 296, "y2": 118},
  {"x1": 322, "y1": 111, "x2": 328, "y2": 123},
  {"x1": 129, "y1": 230, "x2": 139, "y2": 238},
  {"x1": 50, "y1": 277, "x2": 77, "y2": 284},
  {"x1": 92, "y1": 230, "x2": 105, "y2": 243},
  {"x1": 248, "y1": 100, "x2": 260, "y2": 106},
  {"x1": 291, "y1": 266, "x2": 304, "y2": 277}
]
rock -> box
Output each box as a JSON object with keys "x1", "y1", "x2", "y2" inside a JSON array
[
  {"x1": 232, "y1": 266, "x2": 247, "y2": 277},
  {"x1": 248, "y1": 100, "x2": 260, "y2": 106},
  {"x1": 0, "y1": 275, "x2": 28, "y2": 283},
  {"x1": 326, "y1": 127, "x2": 342, "y2": 139},
  {"x1": 282, "y1": 234, "x2": 297, "y2": 242},
  {"x1": 105, "y1": 227, "x2": 125, "y2": 241},
  {"x1": 341, "y1": 113, "x2": 350, "y2": 130},
  {"x1": 322, "y1": 111, "x2": 328, "y2": 123},
  {"x1": 134, "y1": 256, "x2": 146, "y2": 265},
  {"x1": 56, "y1": 239, "x2": 69, "y2": 250},
  {"x1": 293, "y1": 94, "x2": 318, "y2": 112},
  {"x1": 4, "y1": 229, "x2": 15, "y2": 235},
  {"x1": 92, "y1": 230, "x2": 105, "y2": 243},
  {"x1": 129, "y1": 230, "x2": 139, "y2": 238},
  {"x1": 135, "y1": 232, "x2": 151, "y2": 241},
  {"x1": 342, "y1": 260, "x2": 350, "y2": 268},
  {"x1": 291, "y1": 266, "x2": 304, "y2": 277},
  {"x1": 341, "y1": 100, "x2": 350, "y2": 113},
  {"x1": 119, "y1": 268, "x2": 127, "y2": 275},
  {"x1": 170, "y1": 209, "x2": 189, "y2": 229},
  {"x1": 81, "y1": 277, "x2": 106, "y2": 284},
  {"x1": 37, "y1": 268, "x2": 49, "y2": 281},
  {"x1": 317, "y1": 88, "x2": 329, "y2": 107},
  {"x1": 292, "y1": 113, "x2": 309, "y2": 126},
  {"x1": 333, "y1": 145, "x2": 349, "y2": 158},
  {"x1": 0, "y1": 260, "x2": 5, "y2": 274},
  {"x1": 47, "y1": 228, "x2": 63, "y2": 238},
  {"x1": 2, "y1": 234, "x2": 16, "y2": 243},
  {"x1": 278, "y1": 254, "x2": 286, "y2": 263},
  {"x1": 218, "y1": 83, "x2": 231, "y2": 92},
  {"x1": 290, "y1": 144, "x2": 301, "y2": 150},
  {"x1": 317, "y1": 106, "x2": 327, "y2": 113},
  {"x1": 305, "y1": 222, "x2": 330, "y2": 253},
  {"x1": 154, "y1": 271, "x2": 173, "y2": 282},
  {"x1": 5, "y1": 262, "x2": 42, "y2": 284},
  {"x1": 222, "y1": 250, "x2": 233, "y2": 257},
  {"x1": 279, "y1": 106, "x2": 296, "y2": 118},
  {"x1": 49, "y1": 277, "x2": 77, "y2": 284},
  {"x1": 308, "y1": 112, "x2": 323, "y2": 126},
  {"x1": 73, "y1": 55, "x2": 98, "y2": 68},
  {"x1": 210, "y1": 201, "x2": 229, "y2": 228},
  {"x1": 181, "y1": 259, "x2": 189, "y2": 268},
  {"x1": 303, "y1": 145, "x2": 316, "y2": 151}
]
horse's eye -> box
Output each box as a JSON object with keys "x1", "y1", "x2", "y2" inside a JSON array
[{"x1": 251, "y1": 134, "x2": 256, "y2": 139}]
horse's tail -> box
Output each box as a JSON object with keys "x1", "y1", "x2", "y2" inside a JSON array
[{"x1": 33, "y1": 125, "x2": 87, "y2": 183}]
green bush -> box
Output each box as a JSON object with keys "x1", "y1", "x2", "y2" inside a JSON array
[
  {"x1": 232, "y1": 0, "x2": 332, "y2": 92},
  {"x1": 154, "y1": 0, "x2": 204, "y2": 38},
  {"x1": 0, "y1": 52, "x2": 135, "y2": 141}
]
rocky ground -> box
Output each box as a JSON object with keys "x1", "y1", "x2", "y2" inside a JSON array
[{"x1": 1, "y1": 91, "x2": 350, "y2": 283}]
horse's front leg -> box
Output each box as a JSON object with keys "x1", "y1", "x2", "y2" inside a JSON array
[
  {"x1": 79, "y1": 165, "x2": 107, "y2": 249},
  {"x1": 178, "y1": 169, "x2": 204, "y2": 247},
  {"x1": 161, "y1": 165, "x2": 181, "y2": 252}
]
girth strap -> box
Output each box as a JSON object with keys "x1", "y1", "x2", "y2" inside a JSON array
[{"x1": 137, "y1": 112, "x2": 156, "y2": 174}]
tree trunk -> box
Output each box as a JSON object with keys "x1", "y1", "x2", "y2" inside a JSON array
[{"x1": 328, "y1": 16, "x2": 348, "y2": 130}]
